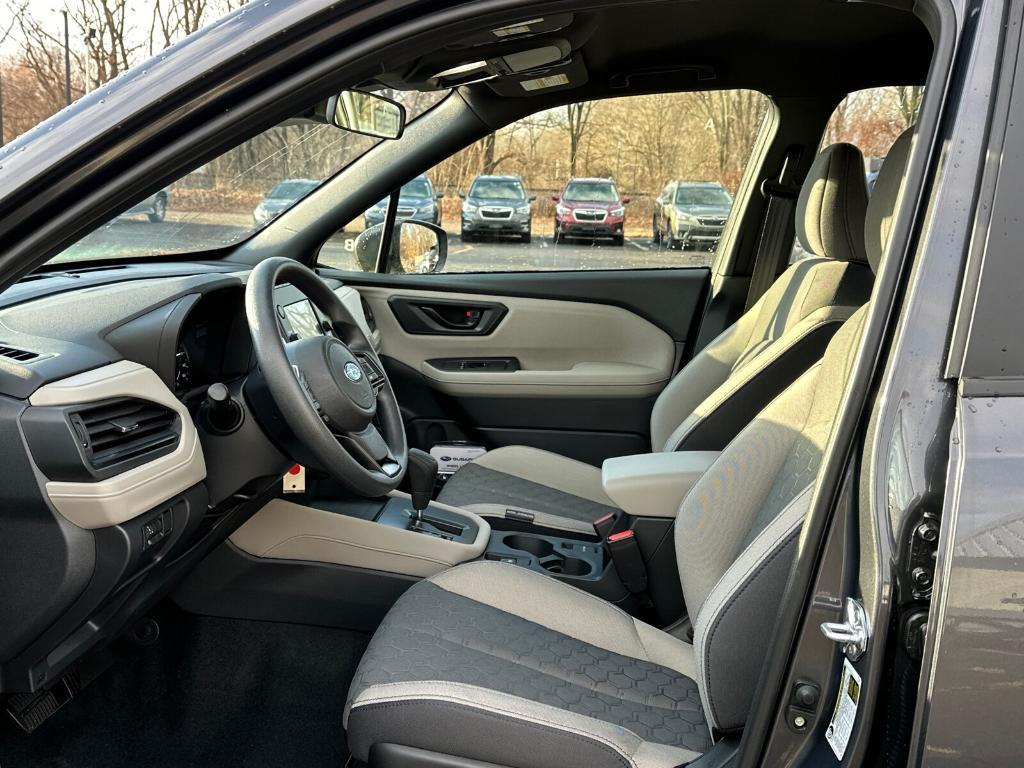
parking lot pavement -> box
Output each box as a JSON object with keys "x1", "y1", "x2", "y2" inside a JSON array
[
  {"x1": 53, "y1": 217, "x2": 717, "y2": 272},
  {"x1": 320, "y1": 233, "x2": 716, "y2": 272}
]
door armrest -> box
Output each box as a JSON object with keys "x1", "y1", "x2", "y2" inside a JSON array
[{"x1": 601, "y1": 451, "x2": 720, "y2": 519}]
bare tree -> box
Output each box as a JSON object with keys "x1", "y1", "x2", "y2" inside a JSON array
[
  {"x1": 60, "y1": 0, "x2": 141, "y2": 89},
  {"x1": 11, "y1": 8, "x2": 80, "y2": 106},
  {"x1": 693, "y1": 90, "x2": 768, "y2": 187},
  {"x1": 565, "y1": 101, "x2": 595, "y2": 176},
  {"x1": 150, "y1": 0, "x2": 210, "y2": 53}
]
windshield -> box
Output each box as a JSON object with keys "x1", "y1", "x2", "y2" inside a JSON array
[
  {"x1": 268, "y1": 180, "x2": 319, "y2": 200},
  {"x1": 469, "y1": 178, "x2": 525, "y2": 200},
  {"x1": 563, "y1": 181, "x2": 618, "y2": 203},
  {"x1": 676, "y1": 186, "x2": 732, "y2": 207},
  {"x1": 48, "y1": 90, "x2": 448, "y2": 265},
  {"x1": 400, "y1": 179, "x2": 433, "y2": 198}
]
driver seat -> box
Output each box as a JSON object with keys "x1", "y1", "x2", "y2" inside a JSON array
[{"x1": 344, "y1": 129, "x2": 913, "y2": 768}]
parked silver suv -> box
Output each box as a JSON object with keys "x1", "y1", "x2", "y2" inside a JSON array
[
  {"x1": 652, "y1": 180, "x2": 732, "y2": 250},
  {"x1": 460, "y1": 175, "x2": 534, "y2": 243}
]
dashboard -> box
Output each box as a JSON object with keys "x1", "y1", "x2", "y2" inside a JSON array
[
  {"x1": 0, "y1": 264, "x2": 379, "y2": 695},
  {"x1": 173, "y1": 289, "x2": 252, "y2": 396}
]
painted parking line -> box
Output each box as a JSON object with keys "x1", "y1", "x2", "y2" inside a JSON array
[{"x1": 625, "y1": 237, "x2": 649, "y2": 252}]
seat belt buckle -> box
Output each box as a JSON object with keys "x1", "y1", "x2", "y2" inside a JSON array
[
  {"x1": 606, "y1": 529, "x2": 648, "y2": 593},
  {"x1": 593, "y1": 511, "x2": 617, "y2": 539}
]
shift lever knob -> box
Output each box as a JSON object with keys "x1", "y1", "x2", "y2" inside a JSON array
[{"x1": 407, "y1": 449, "x2": 437, "y2": 516}]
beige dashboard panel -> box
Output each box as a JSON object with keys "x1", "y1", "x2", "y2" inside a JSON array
[
  {"x1": 29, "y1": 359, "x2": 207, "y2": 530},
  {"x1": 357, "y1": 287, "x2": 674, "y2": 397},
  {"x1": 230, "y1": 494, "x2": 490, "y2": 578}
]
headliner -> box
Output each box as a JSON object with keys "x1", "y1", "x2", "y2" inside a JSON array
[{"x1": 372, "y1": 0, "x2": 932, "y2": 104}]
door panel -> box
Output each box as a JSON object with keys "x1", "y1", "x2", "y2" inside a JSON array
[
  {"x1": 360, "y1": 286, "x2": 674, "y2": 398},
  {"x1": 334, "y1": 268, "x2": 711, "y2": 465}
]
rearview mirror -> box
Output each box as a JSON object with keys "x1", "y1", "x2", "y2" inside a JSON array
[
  {"x1": 328, "y1": 90, "x2": 406, "y2": 140},
  {"x1": 354, "y1": 220, "x2": 448, "y2": 274}
]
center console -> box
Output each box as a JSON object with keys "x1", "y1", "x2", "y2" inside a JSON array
[
  {"x1": 486, "y1": 530, "x2": 603, "y2": 576},
  {"x1": 219, "y1": 448, "x2": 722, "y2": 629},
  {"x1": 476, "y1": 450, "x2": 723, "y2": 622}
]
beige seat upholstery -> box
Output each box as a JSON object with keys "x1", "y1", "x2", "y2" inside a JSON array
[
  {"x1": 438, "y1": 142, "x2": 873, "y2": 532},
  {"x1": 345, "y1": 129, "x2": 914, "y2": 768}
]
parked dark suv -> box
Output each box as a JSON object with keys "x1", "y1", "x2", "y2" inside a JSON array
[
  {"x1": 652, "y1": 181, "x2": 733, "y2": 250},
  {"x1": 363, "y1": 175, "x2": 442, "y2": 229},
  {"x1": 460, "y1": 175, "x2": 534, "y2": 243},
  {"x1": 553, "y1": 177, "x2": 628, "y2": 245}
]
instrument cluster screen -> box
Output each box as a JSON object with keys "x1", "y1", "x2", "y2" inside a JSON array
[{"x1": 282, "y1": 299, "x2": 322, "y2": 340}]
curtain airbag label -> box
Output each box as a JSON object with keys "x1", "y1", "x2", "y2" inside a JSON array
[{"x1": 826, "y1": 657, "x2": 861, "y2": 760}]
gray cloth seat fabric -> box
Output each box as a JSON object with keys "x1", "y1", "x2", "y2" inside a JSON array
[
  {"x1": 345, "y1": 563, "x2": 712, "y2": 768},
  {"x1": 438, "y1": 142, "x2": 874, "y2": 533},
  {"x1": 346, "y1": 129, "x2": 914, "y2": 768}
]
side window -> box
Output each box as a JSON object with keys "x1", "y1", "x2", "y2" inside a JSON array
[
  {"x1": 324, "y1": 90, "x2": 770, "y2": 274},
  {"x1": 791, "y1": 85, "x2": 923, "y2": 263}
]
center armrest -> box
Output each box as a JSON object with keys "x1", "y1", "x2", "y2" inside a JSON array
[{"x1": 601, "y1": 451, "x2": 720, "y2": 519}]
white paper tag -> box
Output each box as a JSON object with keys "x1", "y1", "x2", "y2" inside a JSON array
[
  {"x1": 520, "y1": 73, "x2": 570, "y2": 91},
  {"x1": 283, "y1": 464, "x2": 306, "y2": 494},
  {"x1": 430, "y1": 444, "x2": 487, "y2": 476},
  {"x1": 826, "y1": 657, "x2": 862, "y2": 761},
  {"x1": 492, "y1": 18, "x2": 544, "y2": 37}
]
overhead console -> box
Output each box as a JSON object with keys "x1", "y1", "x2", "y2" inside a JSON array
[{"x1": 373, "y1": 12, "x2": 596, "y2": 97}]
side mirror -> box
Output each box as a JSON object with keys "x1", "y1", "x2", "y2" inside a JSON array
[
  {"x1": 551, "y1": 195, "x2": 560, "y2": 202},
  {"x1": 622, "y1": 197, "x2": 631, "y2": 204},
  {"x1": 529, "y1": 195, "x2": 537, "y2": 202},
  {"x1": 327, "y1": 90, "x2": 406, "y2": 139},
  {"x1": 436, "y1": 193, "x2": 445, "y2": 200},
  {"x1": 354, "y1": 220, "x2": 448, "y2": 274},
  {"x1": 458, "y1": 192, "x2": 466, "y2": 199}
]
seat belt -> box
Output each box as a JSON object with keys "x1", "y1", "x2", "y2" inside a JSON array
[{"x1": 745, "y1": 145, "x2": 804, "y2": 311}]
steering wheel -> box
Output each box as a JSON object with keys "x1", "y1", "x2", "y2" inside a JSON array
[{"x1": 245, "y1": 257, "x2": 407, "y2": 497}]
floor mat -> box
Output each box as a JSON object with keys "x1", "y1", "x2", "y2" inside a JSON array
[{"x1": 0, "y1": 609, "x2": 370, "y2": 768}]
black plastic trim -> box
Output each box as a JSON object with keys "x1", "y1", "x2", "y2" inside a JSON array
[{"x1": 172, "y1": 540, "x2": 418, "y2": 632}]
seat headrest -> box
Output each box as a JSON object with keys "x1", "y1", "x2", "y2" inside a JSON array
[
  {"x1": 795, "y1": 143, "x2": 869, "y2": 264},
  {"x1": 865, "y1": 126, "x2": 914, "y2": 273}
]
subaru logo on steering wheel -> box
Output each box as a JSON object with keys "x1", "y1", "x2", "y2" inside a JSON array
[{"x1": 343, "y1": 361, "x2": 363, "y2": 382}]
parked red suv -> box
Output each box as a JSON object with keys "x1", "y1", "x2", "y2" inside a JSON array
[{"x1": 552, "y1": 177, "x2": 628, "y2": 245}]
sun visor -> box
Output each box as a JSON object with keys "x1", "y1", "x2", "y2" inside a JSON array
[
  {"x1": 444, "y1": 14, "x2": 575, "y2": 49},
  {"x1": 485, "y1": 55, "x2": 589, "y2": 97}
]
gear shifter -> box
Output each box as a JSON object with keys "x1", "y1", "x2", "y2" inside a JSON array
[{"x1": 406, "y1": 449, "x2": 438, "y2": 527}]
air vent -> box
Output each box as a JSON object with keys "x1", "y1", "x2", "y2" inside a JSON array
[
  {"x1": 0, "y1": 344, "x2": 40, "y2": 362},
  {"x1": 70, "y1": 399, "x2": 179, "y2": 470}
]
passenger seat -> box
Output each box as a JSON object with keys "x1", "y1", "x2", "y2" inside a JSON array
[{"x1": 438, "y1": 142, "x2": 874, "y2": 533}]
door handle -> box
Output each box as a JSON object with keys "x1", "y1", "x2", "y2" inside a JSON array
[
  {"x1": 420, "y1": 305, "x2": 482, "y2": 330},
  {"x1": 388, "y1": 296, "x2": 508, "y2": 336}
]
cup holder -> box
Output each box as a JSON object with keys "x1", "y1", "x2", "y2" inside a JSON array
[
  {"x1": 541, "y1": 556, "x2": 592, "y2": 577},
  {"x1": 503, "y1": 534, "x2": 554, "y2": 558}
]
